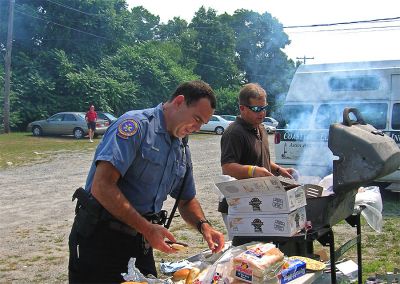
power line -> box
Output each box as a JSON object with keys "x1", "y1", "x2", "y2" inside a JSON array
[
  {"x1": 14, "y1": 8, "x2": 112, "y2": 41},
  {"x1": 45, "y1": 0, "x2": 103, "y2": 17},
  {"x1": 284, "y1": 16, "x2": 400, "y2": 29},
  {"x1": 289, "y1": 24, "x2": 400, "y2": 34}
]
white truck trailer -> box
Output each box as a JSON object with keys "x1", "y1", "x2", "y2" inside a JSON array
[{"x1": 274, "y1": 60, "x2": 400, "y2": 190}]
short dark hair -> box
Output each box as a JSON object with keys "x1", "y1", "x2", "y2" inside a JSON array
[
  {"x1": 239, "y1": 83, "x2": 267, "y2": 105},
  {"x1": 170, "y1": 80, "x2": 216, "y2": 109}
]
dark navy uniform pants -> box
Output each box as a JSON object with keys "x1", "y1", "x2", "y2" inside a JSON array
[{"x1": 68, "y1": 221, "x2": 157, "y2": 283}]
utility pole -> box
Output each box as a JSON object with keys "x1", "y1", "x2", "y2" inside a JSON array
[
  {"x1": 296, "y1": 55, "x2": 314, "y2": 64},
  {"x1": 3, "y1": 0, "x2": 15, "y2": 133}
]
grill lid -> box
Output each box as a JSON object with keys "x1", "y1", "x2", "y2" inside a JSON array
[{"x1": 328, "y1": 108, "x2": 400, "y2": 192}]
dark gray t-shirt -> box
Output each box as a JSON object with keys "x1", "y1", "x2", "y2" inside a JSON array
[{"x1": 220, "y1": 116, "x2": 271, "y2": 171}]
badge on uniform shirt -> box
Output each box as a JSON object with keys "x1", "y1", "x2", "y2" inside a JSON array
[{"x1": 117, "y1": 119, "x2": 139, "y2": 139}]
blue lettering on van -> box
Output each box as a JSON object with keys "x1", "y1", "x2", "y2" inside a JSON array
[
  {"x1": 280, "y1": 130, "x2": 328, "y2": 142},
  {"x1": 383, "y1": 131, "x2": 400, "y2": 145}
]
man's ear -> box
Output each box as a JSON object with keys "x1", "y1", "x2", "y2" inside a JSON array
[
  {"x1": 239, "y1": 105, "x2": 246, "y2": 112},
  {"x1": 173, "y1": 95, "x2": 185, "y2": 107}
]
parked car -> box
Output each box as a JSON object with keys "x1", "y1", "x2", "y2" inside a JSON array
[
  {"x1": 27, "y1": 112, "x2": 109, "y2": 139},
  {"x1": 262, "y1": 117, "x2": 279, "y2": 128},
  {"x1": 220, "y1": 115, "x2": 236, "y2": 122},
  {"x1": 263, "y1": 124, "x2": 276, "y2": 134},
  {"x1": 199, "y1": 115, "x2": 232, "y2": 135},
  {"x1": 97, "y1": 111, "x2": 117, "y2": 124}
]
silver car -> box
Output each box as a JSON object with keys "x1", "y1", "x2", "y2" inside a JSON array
[
  {"x1": 27, "y1": 112, "x2": 110, "y2": 139},
  {"x1": 262, "y1": 117, "x2": 279, "y2": 128},
  {"x1": 262, "y1": 117, "x2": 278, "y2": 134},
  {"x1": 199, "y1": 115, "x2": 232, "y2": 135}
]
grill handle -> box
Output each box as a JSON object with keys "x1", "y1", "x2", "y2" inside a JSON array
[{"x1": 342, "y1": 107, "x2": 366, "y2": 126}]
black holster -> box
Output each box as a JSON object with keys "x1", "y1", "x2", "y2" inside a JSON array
[
  {"x1": 143, "y1": 210, "x2": 168, "y2": 226},
  {"x1": 71, "y1": 188, "x2": 169, "y2": 238},
  {"x1": 72, "y1": 187, "x2": 103, "y2": 238}
]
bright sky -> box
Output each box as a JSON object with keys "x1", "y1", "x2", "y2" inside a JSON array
[{"x1": 127, "y1": 0, "x2": 400, "y2": 64}]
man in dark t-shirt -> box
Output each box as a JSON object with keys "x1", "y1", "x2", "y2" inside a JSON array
[
  {"x1": 219, "y1": 83, "x2": 296, "y2": 248},
  {"x1": 221, "y1": 83, "x2": 295, "y2": 179},
  {"x1": 220, "y1": 83, "x2": 297, "y2": 246}
]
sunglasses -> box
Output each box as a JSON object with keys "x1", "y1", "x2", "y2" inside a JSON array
[{"x1": 243, "y1": 105, "x2": 268, "y2": 113}]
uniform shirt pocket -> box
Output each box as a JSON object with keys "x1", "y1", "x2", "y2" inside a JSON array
[
  {"x1": 168, "y1": 161, "x2": 187, "y2": 193},
  {"x1": 138, "y1": 145, "x2": 165, "y2": 184}
]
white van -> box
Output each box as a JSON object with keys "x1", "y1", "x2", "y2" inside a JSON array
[{"x1": 273, "y1": 60, "x2": 400, "y2": 191}]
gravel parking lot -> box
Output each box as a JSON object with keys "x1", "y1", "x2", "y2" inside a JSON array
[{"x1": 0, "y1": 133, "x2": 234, "y2": 283}]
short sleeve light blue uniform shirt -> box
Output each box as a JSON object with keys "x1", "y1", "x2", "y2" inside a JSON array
[{"x1": 84, "y1": 103, "x2": 196, "y2": 215}]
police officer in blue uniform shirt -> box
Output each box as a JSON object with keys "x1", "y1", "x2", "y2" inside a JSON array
[{"x1": 68, "y1": 80, "x2": 225, "y2": 283}]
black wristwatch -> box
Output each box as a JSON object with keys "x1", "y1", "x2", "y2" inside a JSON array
[{"x1": 196, "y1": 219, "x2": 211, "y2": 234}]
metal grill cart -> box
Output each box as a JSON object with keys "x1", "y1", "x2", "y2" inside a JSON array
[{"x1": 222, "y1": 108, "x2": 400, "y2": 283}]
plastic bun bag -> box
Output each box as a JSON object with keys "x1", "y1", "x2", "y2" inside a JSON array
[
  {"x1": 202, "y1": 242, "x2": 285, "y2": 284},
  {"x1": 122, "y1": 258, "x2": 170, "y2": 283},
  {"x1": 318, "y1": 174, "x2": 334, "y2": 195},
  {"x1": 355, "y1": 186, "x2": 383, "y2": 233}
]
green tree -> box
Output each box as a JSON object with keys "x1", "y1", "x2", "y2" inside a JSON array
[
  {"x1": 107, "y1": 42, "x2": 198, "y2": 109},
  {"x1": 11, "y1": 0, "x2": 131, "y2": 65},
  {"x1": 158, "y1": 17, "x2": 188, "y2": 41},
  {"x1": 214, "y1": 87, "x2": 240, "y2": 115},
  {"x1": 228, "y1": 9, "x2": 296, "y2": 99},
  {"x1": 183, "y1": 7, "x2": 241, "y2": 89},
  {"x1": 65, "y1": 64, "x2": 137, "y2": 115},
  {"x1": 11, "y1": 49, "x2": 68, "y2": 127},
  {"x1": 1, "y1": 1, "x2": 298, "y2": 130},
  {"x1": 125, "y1": 6, "x2": 160, "y2": 42}
]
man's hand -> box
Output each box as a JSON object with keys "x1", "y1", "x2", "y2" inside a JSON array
[
  {"x1": 201, "y1": 224, "x2": 225, "y2": 253},
  {"x1": 141, "y1": 223, "x2": 178, "y2": 253},
  {"x1": 279, "y1": 167, "x2": 299, "y2": 180}
]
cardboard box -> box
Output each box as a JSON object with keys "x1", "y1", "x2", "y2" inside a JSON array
[
  {"x1": 226, "y1": 207, "x2": 306, "y2": 237},
  {"x1": 215, "y1": 176, "x2": 307, "y2": 214}
]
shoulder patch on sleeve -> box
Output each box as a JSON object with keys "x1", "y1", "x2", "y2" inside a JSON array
[{"x1": 117, "y1": 119, "x2": 139, "y2": 139}]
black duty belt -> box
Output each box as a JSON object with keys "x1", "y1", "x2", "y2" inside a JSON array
[
  {"x1": 108, "y1": 220, "x2": 138, "y2": 237},
  {"x1": 72, "y1": 187, "x2": 168, "y2": 238},
  {"x1": 105, "y1": 210, "x2": 168, "y2": 237}
]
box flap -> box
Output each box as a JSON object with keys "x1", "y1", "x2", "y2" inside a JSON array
[{"x1": 215, "y1": 176, "x2": 285, "y2": 198}]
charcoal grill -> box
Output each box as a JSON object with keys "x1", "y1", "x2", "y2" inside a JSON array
[
  {"x1": 227, "y1": 108, "x2": 400, "y2": 283},
  {"x1": 306, "y1": 108, "x2": 400, "y2": 228}
]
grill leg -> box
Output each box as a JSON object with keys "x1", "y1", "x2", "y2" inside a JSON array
[
  {"x1": 318, "y1": 228, "x2": 336, "y2": 284},
  {"x1": 327, "y1": 229, "x2": 336, "y2": 284},
  {"x1": 346, "y1": 210, "x2": 363, "y2": 284},
  {"x1": 356, "y1": 213, "x2": 362, "y2": 284}
]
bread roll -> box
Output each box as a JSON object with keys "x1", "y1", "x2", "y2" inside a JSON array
[
  {"x1": 165, "y1": 240, "x2": 188, "y2": 251},
  {"x1": 185, "y1": 268, "x2": 200, "y2": 284},
  {"x1": 171, "y1": 243, "x2": 187, "y2": 251},
  {"x1": 172, "y1": 268, "x2": 191, "y2": 281}
]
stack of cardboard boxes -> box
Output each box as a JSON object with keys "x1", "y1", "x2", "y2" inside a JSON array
[{"x1": 215, "y1": 176, "x2": 307, "y2": 237}]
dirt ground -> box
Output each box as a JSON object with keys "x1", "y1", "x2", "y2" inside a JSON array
[
  {"x1": 0, "y1": 134, "x2": 396, "y2": 283},
  {"x1": 0, "y1": 134, "x2": 229, "y2": 283}
]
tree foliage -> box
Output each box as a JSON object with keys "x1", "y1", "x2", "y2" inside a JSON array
[
  {"x1": 0, "y1": 0, "x2": 296, "y2": 131},
  {"x1": 185, "y1": 7, "x2": 241, "y2": 89}
]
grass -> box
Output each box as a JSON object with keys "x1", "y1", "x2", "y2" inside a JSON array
[
  {"x1": 324, "y1": 190, "x2": 400, "y2": 282},
  {"x1": 0, "y1": 132, "x2": 210, "y2": 169},
  {"x1": 0, "y1": 132, "x2": 99, "y2": 169}
]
